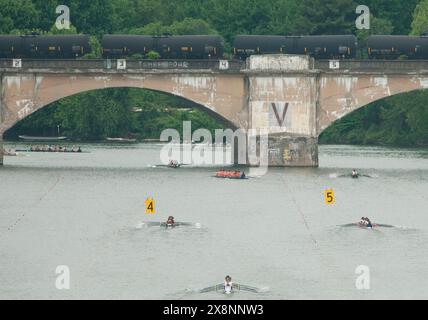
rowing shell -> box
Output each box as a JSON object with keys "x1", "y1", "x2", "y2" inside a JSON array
[
  {"x1": 136, "y1": 221, "x2": 201, "y2": 229},
  {"x1": 200, "y1": 284, "x2": 260, "y2": 294},
  {"x1": 340, "y1": 222, "x2": 395, "y2": 229},
  {"x1": 15, "y1": 149, "x2": 88, "y2": 153},
  {"x1": 338, "y1": 174, "x2": 372, "y2": 179},
  {"x1": 213, "y1": 175, "x2": 249, "y2": 180}
]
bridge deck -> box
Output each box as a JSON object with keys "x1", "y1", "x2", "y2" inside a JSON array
[
  {"x1": 0, "y1": 59, "x2": 245, "y2": 73},
  {"x1": 1, "y1": 59, "x2": 428, "y2": 74},
  {"x1": 315, "y1": 60, "x2": 428, "y2": 73}
]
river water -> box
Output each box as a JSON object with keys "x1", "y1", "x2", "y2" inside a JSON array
[{"x1": 0, "y1": 143, "x2": 427, "y2": 300}]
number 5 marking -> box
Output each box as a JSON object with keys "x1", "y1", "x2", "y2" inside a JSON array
[{"x1": 325, "y1": 189, "x2": 335, "y2": 205}]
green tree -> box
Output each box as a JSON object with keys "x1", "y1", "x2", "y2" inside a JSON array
[
  {"x1": 411, "y1": 0, "x2": 428, "y2": 35},
  {"x1": 0, "y1": 0, "x2": 40, "y2": 33},
  {"x1": 297, "y1": 0, "x2": 357, "y2": 35},
  {"x1": 365, "y1": 0, "x2": 418, "y2": 35}
]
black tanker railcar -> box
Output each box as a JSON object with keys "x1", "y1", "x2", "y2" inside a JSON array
[
  {"x1": 102, "y1": 35, "x2": 224, "y2": 59},
  {"x1": 233, "y1": 35, "x2": 357, "y2": 59},
  {"x1": 0, "y1": 35, "x2": 90, "y2": 59},
  {"x1": 0, "y1": 36, "x2": 22, "y2": 58},
  {"x1": 367, "y1": 35, "x2": 428, "y2": 59},
  {"x1": 3, "y1": 34, "x2": 428, "y2": 61},
  {"x1": 101, "y1": 35, "x2": 155, "y2": 58}
]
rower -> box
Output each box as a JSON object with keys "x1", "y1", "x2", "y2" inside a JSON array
[
  {"x1": 166, "y1": 216, "x2": 175, "y2": 227},
  {"x1": 360, "y1": 217, "x2": 367, "y2": 226},
  {"x1": 352, "y1": 169, "x2": 359, "y2": 179},
  {"x1": 365, "y1": 217, "x2": 373, "y2": 228},
  {"x1": 224, "y1": 276, "x2": 233, "y2": 294},
  {"x1": 241, "y1": 172, "x2": 246, "y2": 179},
  {"x1": 169, "y1": 160, "x2": 178, "y2": 168}
]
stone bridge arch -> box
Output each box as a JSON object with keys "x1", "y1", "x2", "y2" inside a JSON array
[
  {"x1": 318, "y1": 74, "x2": 428, "y2": 135},
  {"x1": 0, "y1": 72, "x2": 248, "y2": 136}
]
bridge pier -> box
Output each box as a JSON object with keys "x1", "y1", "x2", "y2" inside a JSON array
[
  {"x1": 0, "y1": 135, "x2": 3, "y2": 166},
  {"x1": 247, "y1": 55, "x2": 319, "y2": 167},
  {"x1": 0, "y1": 73, "x2": 3, "y2": 166},
  {"x1": 268, "y1": 134, "x2": 318, "y2": 167}
]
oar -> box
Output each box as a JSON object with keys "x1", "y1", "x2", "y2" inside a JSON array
[
  {"x1": 200, "y1": 285, "x2": 218, "y2": 293},
  {"x1": 235, "y1": 284, "x2": 259, "y2": 293}
]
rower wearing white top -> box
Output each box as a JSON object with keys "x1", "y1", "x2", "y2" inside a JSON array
[{"x1": 224, "y1": 276, "x2": 233, "y2": 294}]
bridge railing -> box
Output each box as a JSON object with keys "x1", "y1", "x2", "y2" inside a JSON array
[
  {"x1": 0, "y1": 59, "x2": 245, "y2": 71},
  {"x1": 5, "y1": 58, "x2": 428, "y2": 73},
  {"x1": 315, "y1": 59, "x2": 428, "y2": 71}
]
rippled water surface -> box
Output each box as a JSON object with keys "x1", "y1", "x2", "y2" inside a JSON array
[{"x1": 0, "y1": 143, "x2": 427, "y2": 299}]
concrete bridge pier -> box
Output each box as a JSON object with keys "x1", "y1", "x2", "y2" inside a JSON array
[
  {"x1": 245, "y1": 133, "x2": 318, "y2": 167},
  {"x1": 0, "y1": 135, "x2": 3, "y2": 166},
  {"x1": 0, "y1": 73, "x2": 3, "y2": 166},
  {"x1": 247, "y1": 55, "x2": 319, "y2": 167},
  {"x1": 267, "y1": 134, "x2": 318, "y2": 167}
]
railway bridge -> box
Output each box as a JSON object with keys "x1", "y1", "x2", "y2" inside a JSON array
[{"x1": 2, "y1": 56, "x2": 428, "y2": 167}]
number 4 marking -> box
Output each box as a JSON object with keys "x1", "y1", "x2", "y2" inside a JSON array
[{"x1": 145, "y1": 198, "x2": 155, "y2": 214}]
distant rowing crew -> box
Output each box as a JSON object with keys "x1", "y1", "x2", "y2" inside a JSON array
[
  {"x1": 25, "y1": 145, "x2": 83, "y2": 153},
  {"x1": 2, "y1": 149, "x2": 17, "y2": 156},
  {"x1": 165, "y1": 160, "x2": 248, "y2": 179},
  {"x1": 214, "y1": 169, "x2": 247, "y2": 179}
]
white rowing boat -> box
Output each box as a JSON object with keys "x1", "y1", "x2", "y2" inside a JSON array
[
  {"x1": 200, "y1": 284, "x2": 260, "y2": 294},
  {"x1": 136, "y1": 221, "x2": 201, "y2": 229},
  {"x1": 18, "y1": 135, "x2": 68, "y2": 141}
]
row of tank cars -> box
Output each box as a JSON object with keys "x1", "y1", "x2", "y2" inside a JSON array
[{"x1": 0, "y1": 34, "x2": 428, "y2": 60}]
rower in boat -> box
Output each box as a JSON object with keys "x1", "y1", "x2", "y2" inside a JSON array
[
  {"x1": 352, "y1": 169, "x2": 359, "y2": 179},
  {"x1": 356, "y1": 217, "x2": 374, "y2": 228},
  {"x1": 215, "y1": 170, "x2": 247, "y2": 179},
  {"x1": 362, "y1": 217, "x2": 373, "y2": 228},
  {"x1": 199, "y1": 278, "x2": 261, "y2": 295},
  {"x1": 168, "y1": 160, "x2": 180, "y2": 168},
  {"x1": 224, "y1": 276, "x2": 234, "y2": 294},
  {"x1": 137, "y1": 220, "x2": 201, "y2": 229},
  {"x1": 340, "y1": 219, "x2": 395, "y2": 229},
  {"x1": 3, "y1": 149, "x2": 17, "y2": 156},
  {"x1": 166, "y1": 216, "x2": 176, "y2": 227}
]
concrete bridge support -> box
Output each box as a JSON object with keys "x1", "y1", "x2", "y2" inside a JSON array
[
  {"x1": 0, "y1": 74, "x2": 3, "y2": 166},
  {"x1": 0, "y1": 137, "x2": 3, "y2": 166},
  {"x1": 247, "y1": 55, "x2": 319, "y2": 167}
]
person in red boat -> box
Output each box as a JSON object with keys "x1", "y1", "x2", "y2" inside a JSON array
[{"x1": 218, "y1": 169, "x2": 227, "y2": 177}]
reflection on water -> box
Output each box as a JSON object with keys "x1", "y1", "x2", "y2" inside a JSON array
[{"x1": 0, "y1": 143, "x2": 427, "y2": 299}]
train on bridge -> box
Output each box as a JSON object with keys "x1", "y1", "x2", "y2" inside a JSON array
[{"x1": 1, "y1": 34, "x2": 428, "y2": 60}]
